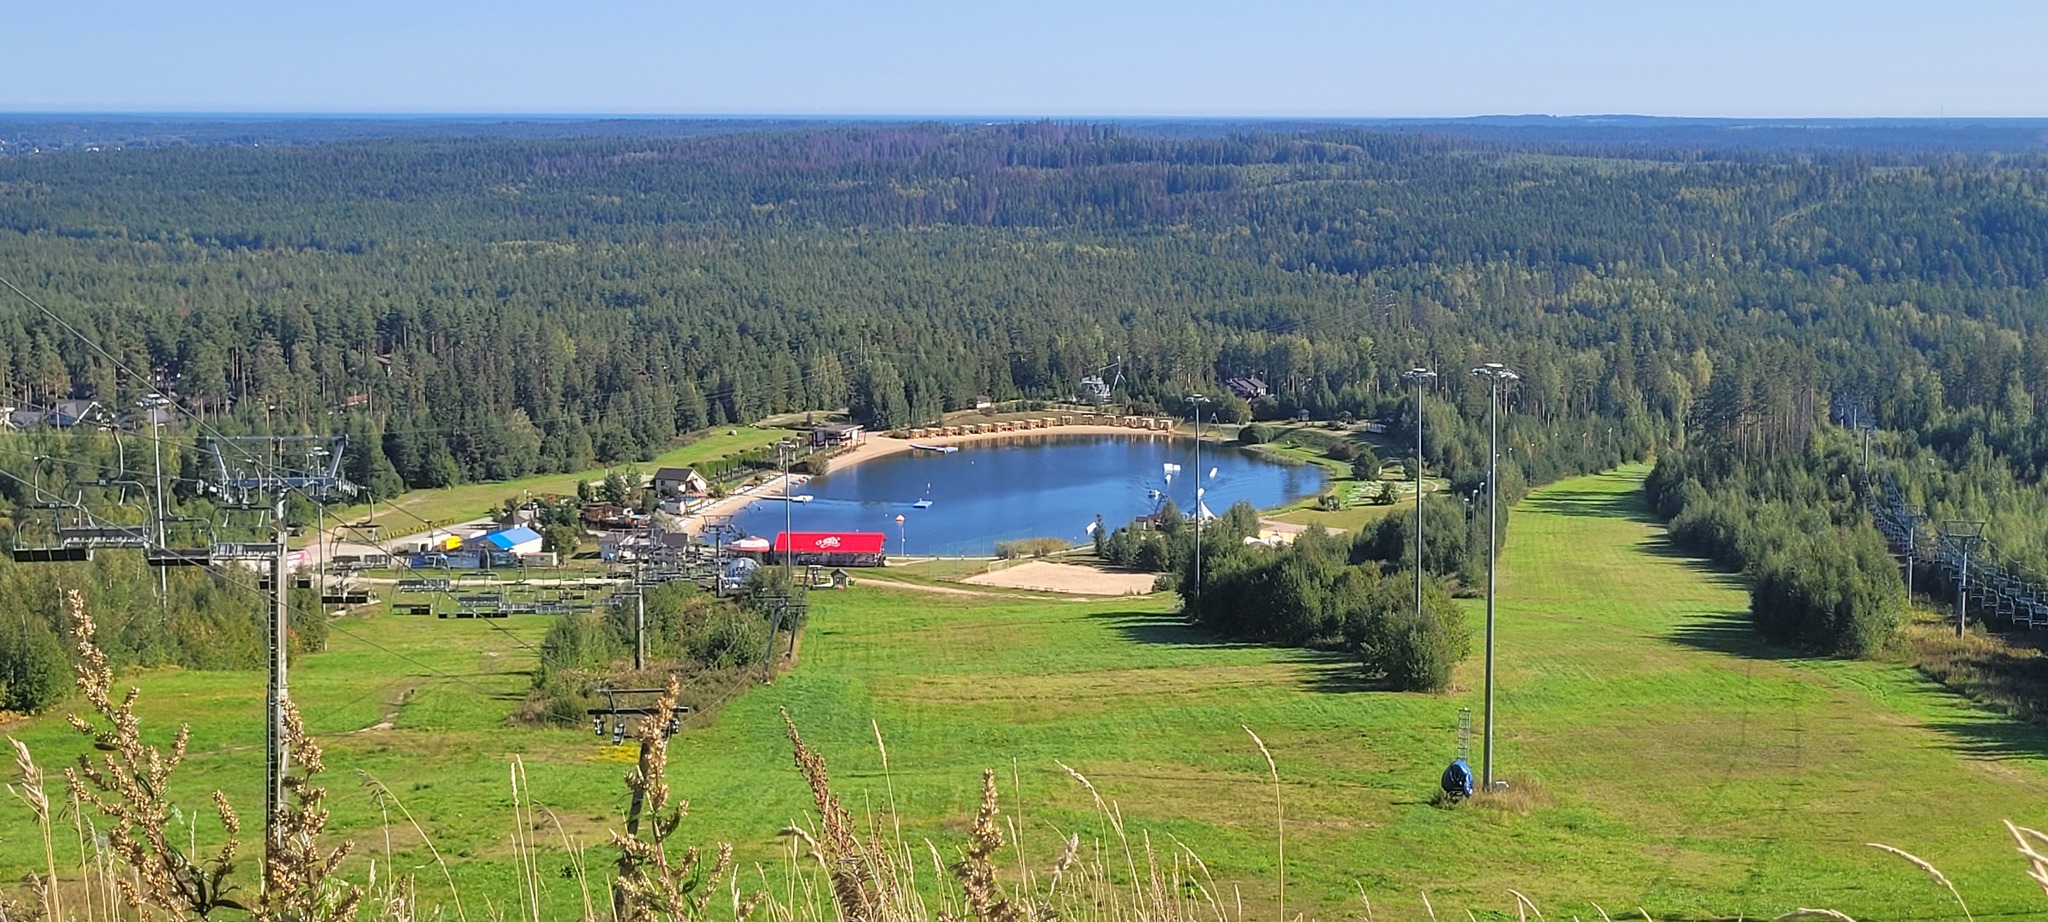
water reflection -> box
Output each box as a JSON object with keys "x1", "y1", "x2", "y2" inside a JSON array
[{"x1": 729, "y1": 434, "x2": 1325, "y2": 556}]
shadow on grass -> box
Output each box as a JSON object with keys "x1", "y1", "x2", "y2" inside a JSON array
[
  {"x1": 1296, "y1": 652, "x2": 1402, "y2": 693},
  {"x1": 1087, "y1": 612, "x2": 1395, "y2": 694},
  {"x1": 1634, "y1": 534, "x2": 1814, "y2": 662},
  {"x1": 1086, "y1": 610, "x2": 1250, "y2": 648},
  {"x1": 1665, "y1": 610, "x2": 1808, "y2": 661},
  {"x1": 1926, "y1": 714, "x2": 2048, "y2": 762},
  {"x1": 1520, "y1": 484, "x2": 1656, "y2": 522},
  {"x1": 1637, "y1": 537, "x2": 1751, "y2": 593}
]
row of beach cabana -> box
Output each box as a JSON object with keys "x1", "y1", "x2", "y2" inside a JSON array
[{"x1": 900, "y1": 415, "x2": 1175, "y2": 438}]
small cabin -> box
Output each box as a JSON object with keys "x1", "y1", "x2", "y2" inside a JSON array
[
  {"x1": 812, "y1": 422, "x2": 865, "y2": 447},
  {"x1": 651, "y1": 467, "x2": 709, "y2": 497}
]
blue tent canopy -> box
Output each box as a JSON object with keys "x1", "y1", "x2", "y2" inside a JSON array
[{"x1": 484, "y1": 526, "x2": 542, "y2": 550}]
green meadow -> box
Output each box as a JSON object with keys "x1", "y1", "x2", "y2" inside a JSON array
[{"x1": 7, "y1": 466, "x2": 2046, "y2": 919}]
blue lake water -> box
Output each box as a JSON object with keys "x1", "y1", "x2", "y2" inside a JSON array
[{"x1": 729, "y1": 434, "x2": 1327, "y2": 557}]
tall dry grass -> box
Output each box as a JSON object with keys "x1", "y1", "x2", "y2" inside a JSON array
[{"x1": 5, "y1": 590, "x2": 2048, "y2": 922}]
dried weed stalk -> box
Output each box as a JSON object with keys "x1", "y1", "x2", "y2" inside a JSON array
[
  {"x1": 2007, "y1": 820, "x2": 2048, "y2": 897},
  {"x1": 58, "y1": 588, "x2": 359, "y2": 922},
  {"x1": 781, "y1": 708, "x2": 891, "y2": 922},
  {"x1": 946, "y1": 770, "x2": 1021, "y2": 922},
  {"x1": 262, "y1": 701, "x2": 362, "y2": 922},
  {"x1": 1866, "y1": 842, "x2": 1971, "y2": 922},
  {"x1": 6, "y1": 734, "x2": 60, "y2": 922},
  {"x1": 61, "y1": 588, "x2": 246, "y2": 919},
  {"x1": 613, "y1": 677, "x2": 764, "y2": 922}
]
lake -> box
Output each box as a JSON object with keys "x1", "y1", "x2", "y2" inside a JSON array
[{"x1": 729, "y1": 433, "x2": 1327, "y2": 557}]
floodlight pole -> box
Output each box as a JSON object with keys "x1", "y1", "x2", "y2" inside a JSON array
[
  {"x1": 1189, "y1": 394, "x2": 1210, "y2": 600},
  {"x1": 781, "y1": 441, "x2": 796, "y2": 588},
  {"x1": 1470, "y1": 363, "x2": 1517, "y2": 790},
  {"x1": 1401, "y1": 368, "x2": 1437, "y2": 622}
]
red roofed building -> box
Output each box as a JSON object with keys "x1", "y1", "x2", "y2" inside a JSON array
[{"x1": 771, "y1": 531, "x2": 888, "y2": 568}]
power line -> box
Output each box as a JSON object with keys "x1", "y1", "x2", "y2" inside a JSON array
[{"x1": 0, "y1": 464, "x2": 519, "y2": 701}]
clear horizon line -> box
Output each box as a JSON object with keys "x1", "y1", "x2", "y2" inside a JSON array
[{"x1": 4, "y1": 110, "x2": 2048, "y2": 124}]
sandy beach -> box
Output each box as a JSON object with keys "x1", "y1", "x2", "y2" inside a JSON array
[
  {"x1": 820, "y1": 424, "x2": 1186, "y2": 472},
  {"x1": 674, "y1": 425, "x2": 1191, "y2": 538},
  {"x1": 673, "y1": 471, "x2": 810, "y2": 536}
]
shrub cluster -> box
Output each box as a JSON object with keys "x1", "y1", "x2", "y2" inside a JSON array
[
  {"x1": 530, "y1": 578, "x2": 779, "y2": 722},
  {"x1": 1351, "y1": 495, "x2": 1506, "y2": 590},
  {"x1": 1647, "y1": 442, "x2": 1903, "y2": 657},
  {"x1": 995, "y1": 537, "x2": 1070, "y2": 559},
  {"x1": 1181, "y1": 527, "x2": 1470, "y2": 691},
  {"x1": 0, "y1": 553, "x2": 330, "y2": 714},
  {"x1": 1096, "y1": 500, "x2": 1262, "y2": 572}
]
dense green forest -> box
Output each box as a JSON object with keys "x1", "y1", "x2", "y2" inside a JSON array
[{"x1": 7, "y1": 121, "x2": 2048, "y2": 691}]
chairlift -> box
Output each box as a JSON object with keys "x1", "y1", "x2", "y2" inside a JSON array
[
  {"x1": 13, "y1": 503, "x2": 94, "y2": 562},
  {"x1": 10, "y1": 459, "x2": 93, "y2": 562},
  {"x1": 146, "y1": 518, "x2": 215, "y2": 567}
]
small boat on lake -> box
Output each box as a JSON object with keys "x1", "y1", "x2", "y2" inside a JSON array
[{"x1": 908, "y1": 443, "x2": 959, "y2": 453}]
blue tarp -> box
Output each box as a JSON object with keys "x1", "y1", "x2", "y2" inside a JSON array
[
  {"x1": 484, "y1": 526, "x2": 542, "y2": 550},
  {"x1": 1440, "y1": 758, "x2": 1474, "y2": 800}
]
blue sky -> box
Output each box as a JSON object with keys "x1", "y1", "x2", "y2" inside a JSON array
[{"x1": 8, "y1": 0, "x2": 2045, "y2": 117}]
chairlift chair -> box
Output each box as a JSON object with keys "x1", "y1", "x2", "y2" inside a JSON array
[
  {"x1": 146, "y1": 527, "x2": 215, "y2": 566},
  {"x1": 12, "y1": 502, "x2": 93, "y2": 562}
]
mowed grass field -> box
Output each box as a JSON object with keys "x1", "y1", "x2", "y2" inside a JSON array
[{"x1": 7, "y1": 466, "x2": 2048, "y2": 920}]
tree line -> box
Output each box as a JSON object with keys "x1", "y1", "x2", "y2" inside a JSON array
[{"x1": 7, "y1": 122, "x2": 2048, "y2": 698}]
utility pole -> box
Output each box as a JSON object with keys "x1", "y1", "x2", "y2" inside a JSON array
[
  {"x1": 1942, "y1": 520, "x2": 1986, "y2": 638},
  {"x1": 1188, "y1": 394, "x2": 1210, "y2": 600},
  {"x1": 151, "y1": 412, "x2": 167, "y2": 601},
  {"x1": 633, "y1": 525, "x2": 646, "y2": 671},
  {"x1": 1402, "y1": 368, "x2": 1437, "y2": 622},
  {"x1": 1470, "y1": 363, "x2": 1517, "y2": 791},
  {"x1": 757, "y1": 440, "x2": 802, "y2": 683},
  {"x1": 269, "y1": 488, "x2": 289, "y2": 823},
  {"x1": 780, "y1": 440, "x2": 795, "y2": 589}
]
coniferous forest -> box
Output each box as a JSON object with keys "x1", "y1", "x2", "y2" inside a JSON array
[{"x1": 6, "y1": 119, "x2": 2048, "y2": 692}]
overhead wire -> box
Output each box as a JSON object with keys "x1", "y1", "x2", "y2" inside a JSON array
[
  {"x1": 1, "y1": 268, "x2": 801, "y2": 733},
  {"x1": 2, "y1": 270, "x2": 567, "y2": 660},
  {"x1": 0, "y1": 463, "x2": 517, "y2": 703}
]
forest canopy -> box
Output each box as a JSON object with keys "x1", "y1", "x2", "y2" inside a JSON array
[{"x1": 6, "y1": 121, "x2": 2048, "y2": 683}]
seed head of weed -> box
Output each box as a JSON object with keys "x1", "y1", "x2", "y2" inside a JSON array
[
  {"x1": 782, "y1": 708, "x2": 883, "y2": 922},
  {"x1": 60, "y1": 589, "x2": 247, "y2": 920},
  {"x1": 950, "y1": 769, "x2": 1020, "y2": 922},
  {"x1": 613, "y1": 678, "x2": 763, "y2": 922}
]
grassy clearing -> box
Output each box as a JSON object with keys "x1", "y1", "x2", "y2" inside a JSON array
[
  {"x1": 8, "y1": 466, "x2": 2048, "y2": 920},
  {"x1": 1268, "y1": 493, "x2": 1406, "y2": 531}
]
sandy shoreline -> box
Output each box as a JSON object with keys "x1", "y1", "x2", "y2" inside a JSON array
[
  {"x1": 820, "y1": 424, "x2": 1187, "y2": 473},
  {"x1": 678, "y1": 425, "x2": 1193, "y2": 539}
]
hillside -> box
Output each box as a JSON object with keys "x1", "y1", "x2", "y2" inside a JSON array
[{"x1": 6, "y1": 468, "x2": 2044, "y2": 919}]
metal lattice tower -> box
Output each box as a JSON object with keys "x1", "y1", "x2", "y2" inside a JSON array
[{"x1": 205, "y1": 436, "x2": 351, "y2": 861}]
